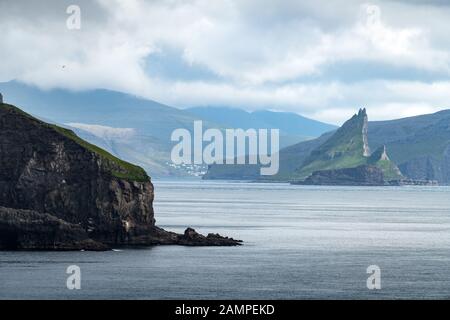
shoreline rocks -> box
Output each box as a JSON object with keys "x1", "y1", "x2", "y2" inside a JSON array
[
  {"x1": 177, "y1": 228, "x2": 243, "y2": 246},
  {"x1": 0, "y1": 207, "x2": 242, "y2": 251}
]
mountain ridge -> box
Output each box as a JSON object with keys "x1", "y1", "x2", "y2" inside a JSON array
[
  {"x1": 205, "y1": 108, "x2": 448, "y2": 183},
  {"x1": 295, "y1": 108, "x2": 371, "y2": 179},
  {"x1": 290, "y1": 108, "x2": 403, "y2": 183},
  {"x1": 0, "y1": 81, "x2": 335, "y2": 176}
]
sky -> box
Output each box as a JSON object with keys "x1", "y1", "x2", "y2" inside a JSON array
[{"x1": 1, "y1": 0, "x2": 450, "y2": 124}]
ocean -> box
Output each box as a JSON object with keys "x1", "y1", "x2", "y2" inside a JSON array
[{"x1": 1, "y1": 180, "x2": 449, "y2": 299}]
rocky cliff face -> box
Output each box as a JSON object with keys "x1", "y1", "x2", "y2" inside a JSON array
[
  {"x1": 0, "y1": 102, "x2": 241, "y2": 249},
  {"x1": 398, "y1": 149, "x2": 450, "y2": 183},
  {"x1": 0, "y1": 103, "x2": 155, "y2": 245}
]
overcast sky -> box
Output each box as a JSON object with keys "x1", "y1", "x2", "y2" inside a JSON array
[{"x1": 1, "y1": 0, "x2": 450, "y2": 124}]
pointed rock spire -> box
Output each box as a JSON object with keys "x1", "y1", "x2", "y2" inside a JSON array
[{"x1": 360, "y1": 108, "x2": 370, "y2": 157}]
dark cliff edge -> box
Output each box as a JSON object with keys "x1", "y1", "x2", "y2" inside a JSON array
[{"x1": 0, "y1": 102, "x2": 241, "y2": 250}]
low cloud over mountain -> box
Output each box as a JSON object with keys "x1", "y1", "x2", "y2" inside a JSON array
[{"x1": 1, "y1": 0, "x2": 450, "y2": 123}]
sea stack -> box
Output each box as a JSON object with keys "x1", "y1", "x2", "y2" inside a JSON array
[{"x1": 291, "y1": 109, "x2": 405, "y2": 185}]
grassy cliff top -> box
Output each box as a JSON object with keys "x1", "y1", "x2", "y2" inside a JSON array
[{"x1": 0, "y1": 103, "x2": 149, "y2": 182}]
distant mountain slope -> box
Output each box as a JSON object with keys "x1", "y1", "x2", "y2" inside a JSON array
[
  {"x1": 205, "y1": 109, "x2": 450, "y2": 183},
  {"x1": 186, "y1": 106, "x2": 337, "y2": 148},
  {"x1": 368, "y1": 110, "x2": 450, "y2": 182},
  {"x1": 0, "y1": 81, "x2": 220, "y2": 177},
  {"x1": 290, "y1": 108, "x2": 402, "y2": 182},
  {"x1": 295, "y1": 109, "x2": 371, "y2": 179},
  {"x1": 0, "y1": 81, "x2": 337, "y2": 177}
]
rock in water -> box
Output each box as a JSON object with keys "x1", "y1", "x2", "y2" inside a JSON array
[
  {"x1": 0, "y1": 103, "x2": 242, "y2": 249},
  {"x1": 177, "y1": 228, "x2": 243, "y2": 246}
]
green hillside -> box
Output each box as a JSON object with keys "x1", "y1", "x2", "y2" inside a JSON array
[
  {"x1": 205, "y1": 108, "x2": 410, "y2": 183},
  {"x1": 295, "y1": 109, "x2": 370, "y2": 179},
  {"x1": 0, "y1": 103, "x2": 149, "y2": 182},
  {"x1": 292, "y1": 108, "x2": 403, "y2": 182}
]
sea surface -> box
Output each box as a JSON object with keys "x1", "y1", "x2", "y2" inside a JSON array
[{"x1": 1, "y1": 180, "x2": 449, "y2": 299}]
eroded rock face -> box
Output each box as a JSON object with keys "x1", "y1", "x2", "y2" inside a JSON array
[
  {"x1": 398, "y1": 153, "x2": 450, "y2": 183},
  {"x1": 0, "y1": 104, "x2": 155, "y2": 245},
  {"x1": 0, "y1": 103, "x2": 242, "y2": 249},
  {"x1": 0, "y1": 207, "x2": 107, "y2": 251}
]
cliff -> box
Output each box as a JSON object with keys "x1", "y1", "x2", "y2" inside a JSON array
[
  {"x1": 291, "y1": 109, "x2": 404, "y2": 184},
  {"x1": 367, "y1": 145, "x2": 403, "y2": 181},
  {"x1": 295, "y1": 108, "x2": 371, "y2": 179},
  {"x1": 0, "y1": 102, "x2": 241, "y2": 249},
  {"x1": 293, "y1": 165, "x2": 385, "y2": 186}
]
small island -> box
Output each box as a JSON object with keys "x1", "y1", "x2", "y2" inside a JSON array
[{"x1": 290, "y1": 109, "x2": 438, "y2": 186}]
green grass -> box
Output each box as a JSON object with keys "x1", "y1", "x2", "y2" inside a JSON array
[
  {"x1": 292, "y1": 110, "x2": 404, "y2": 182},
  {"x1": 295, "y1": 153, "x2": 367, "y2": 179},
  {"x1": 1, "y1": 103, "x2": 149, "y2": 182},
  {"x1": 51, "y1": 126, "x2": 149, "y2": 182},
  {"x1": 374, "y1": 159, "x2": 403, "y2": 181}
]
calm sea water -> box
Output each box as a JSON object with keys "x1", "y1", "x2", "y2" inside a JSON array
[{"x1": 1, "y1": 180, "x2": 449, "y2": 299}]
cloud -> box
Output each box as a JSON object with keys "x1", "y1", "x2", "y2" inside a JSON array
[
  {"x1": 144, "y1": 79, "x2": 450, "y2": 123},
  {"x1": 66, "y1": 123, "x2": 136, "y2": 140},
  {"x1": 1, "y1": 0, "x2": 450, "y2": 124}
]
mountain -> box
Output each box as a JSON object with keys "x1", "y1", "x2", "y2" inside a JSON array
[
  {"x1": 0, "y1": 102, "x2": 241, "y2": 249},
  {"x1": 367, "y1": 111, "x2": 450, "y2": 182},
  {"x1": 205, "y1": 108, "x2": 450, "y2": 183},
  {"x1": 291, "y1": 108, "x2": 403, "y2": 183},
  {"x1": 295, "y1": 109, "x2": 371, "y2": 179},
  {"x1": 186, "y1": 106, "x2": 337, "y2": 148},
  {"x1": 0, "y1": 81, "x2": 335, "y2": 177},
  {"x1": 0, "y1": 81, "x2": 219, "y2": 177}
]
